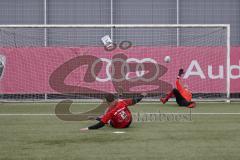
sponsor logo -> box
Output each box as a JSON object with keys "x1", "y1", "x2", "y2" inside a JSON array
[{"x1": 91, "y1": 58, "x2": 159, "y2": 82}]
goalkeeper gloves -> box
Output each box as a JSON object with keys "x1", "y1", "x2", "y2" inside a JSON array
[{"x1": 178, "y1": 69, "x2": 184, "y2": 77}]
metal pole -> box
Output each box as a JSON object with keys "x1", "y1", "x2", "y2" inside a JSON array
[
  {"x1": 177, "y1": 0, "x2": 180, "y2": 46},
  {"x1": 226, "y1": 24, "x2": 231, "y2": 102},
  {"x1": 44, "y1": 0, "x2": 47, "y2": 47},
  {"x1": 110, "y1": 0, "x2": 114, "y2": 41},
  {"x1": 44, "y1": 0, "x2": 47, "y2": 101}
]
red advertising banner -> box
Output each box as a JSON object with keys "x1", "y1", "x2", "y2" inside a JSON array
[{"x1": 0, "y1": 47, "x2": 239, "y2": 94}]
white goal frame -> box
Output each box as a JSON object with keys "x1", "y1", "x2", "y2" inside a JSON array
[{"x1": 0, "y1": 24, "x2": 231, "y2": 102}]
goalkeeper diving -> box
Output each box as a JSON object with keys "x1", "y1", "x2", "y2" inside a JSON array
[
  {"x1": 160, "y1": 68, "x2": 196, "y2": 108},
  {"x1": 80, "y1": 92, "x2": 147, "y2": 130}
]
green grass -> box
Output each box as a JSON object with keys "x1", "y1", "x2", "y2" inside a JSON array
[{"x1": 0, "y1": 102, "x2": 240, "y2": 160}]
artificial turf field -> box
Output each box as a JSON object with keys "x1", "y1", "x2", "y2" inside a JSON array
[{"x1": 0, "y1": 102, "x2": 240, "y2": 160}]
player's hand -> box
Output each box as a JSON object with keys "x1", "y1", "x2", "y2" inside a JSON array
[
  {"x1": 178, "y1": 68, "x2": 184, "y2": 77},
  {"x1": 80, "y1": 127, "x2": 89, "y2": 131}
]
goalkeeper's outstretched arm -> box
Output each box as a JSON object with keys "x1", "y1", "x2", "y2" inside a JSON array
[
  {"x1": 87, "y1": 121, "x2": 105, "y2": 130},
  {"x1": 132, "y1": 93, "x2": 146, "y2": 105},
  {"x1": 176, "y1": 68, "x2": 185, "y2": 92}
]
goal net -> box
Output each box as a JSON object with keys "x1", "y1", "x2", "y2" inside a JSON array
[{"x1": 0, "y1": 24, "x2": 230, "y2": 101}]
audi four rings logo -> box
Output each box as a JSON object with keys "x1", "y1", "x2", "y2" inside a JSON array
[{"x1": 91, "y1": 58, "x2": 159, "y2": 82}]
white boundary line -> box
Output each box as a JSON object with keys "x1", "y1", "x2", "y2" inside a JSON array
[
  {"x1": 140, "y1": 113, "x2": 240, "y2": 115},
  {"x1": 0, "y1": 113, "x2": 240, "y2": 116}
]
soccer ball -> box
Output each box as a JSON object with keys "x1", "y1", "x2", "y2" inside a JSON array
[{"x1": 164, "y1": 56, "x2": 171, "y2": 63}]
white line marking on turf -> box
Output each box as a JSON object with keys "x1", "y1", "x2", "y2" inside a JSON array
[
  {"x1": 0, "y1": 113, "x2": 240, "y2": 116},
  {"x1": 188, "y1": 113, "x2": 240, "y2": 115},
  {"x1": 112, "y1": 131, "x2": 125, "y2": 134},
  {"x1": 135, "y1": 113, "x2": 240, "y2": 115}
]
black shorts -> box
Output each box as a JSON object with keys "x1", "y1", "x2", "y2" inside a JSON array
[{"x1": 172, "y1": 88, "x2": 191, "y2": 106}]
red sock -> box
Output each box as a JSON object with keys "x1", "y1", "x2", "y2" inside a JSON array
[{"x1": 161, "y1": 91, "x2": 173, "y2": 104}]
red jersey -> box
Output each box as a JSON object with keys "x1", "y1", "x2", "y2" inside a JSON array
[
  {"x1": 176, "y1": 79, "x2": 192, "y2": 101},
  {"x1": 101, "y1": 99, "x2": 133, "y2": 128}
]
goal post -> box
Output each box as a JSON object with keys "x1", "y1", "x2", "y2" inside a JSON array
[{"x1": 0, "y1": 24, "x2": 230, "y2": 102}]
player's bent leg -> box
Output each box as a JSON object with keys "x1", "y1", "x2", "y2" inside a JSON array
[{"x1": 160, "y1": 90, "x2": 174, "y2": 104}]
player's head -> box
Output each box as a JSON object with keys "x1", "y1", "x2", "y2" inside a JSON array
[{"x1": 105, "y1": 93, "x2": 115, "y2": 103}]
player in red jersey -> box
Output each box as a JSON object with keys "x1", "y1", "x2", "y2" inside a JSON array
[
  {"x1": 80, "y1": 93, "x2": 146, "y2": 130},
  {"x1": 160, "y1": 69, "x2": 196, "y2": 108}
]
